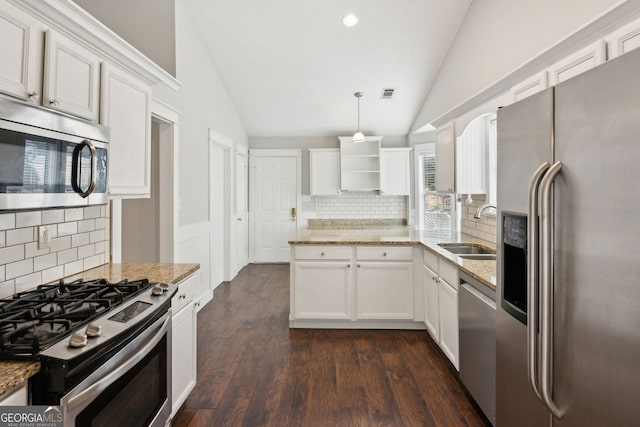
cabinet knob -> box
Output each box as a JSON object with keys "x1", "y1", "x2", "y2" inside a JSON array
[
  {"x1": 195, "y1": 301, "x2": 201, "y2": 307},
  {"x1": 347, "y1": 264, "x2": 351, "y2": 268},
  {"x1": 49, "y1": 99, "x2": 59, "y2": 107},
  {"x1": 179, "y1": 294, "x2": 186, "y2": 300},
  {"x1": 383, "y1": 252, "x2": 387, "y2": 257},
  {"x1": 27, "y1": 91, "x2": 39, "y2": 102},
  {"x1": 357, "y1": 264, "x2": 361, "y2": 268},
  {"x1": 237, "y1": 217, "x2": 242, "y2": 222},
  {"x1": 320, "y1": 252, "x2": 325, "y2": 256}
]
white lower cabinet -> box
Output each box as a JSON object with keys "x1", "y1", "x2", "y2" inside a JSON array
[
  {"x1": 423, "y1": 249, "x2": 459, "y2": 369},
  {"x1": 171, "y1": 274, "x2": 198, "y2": 418},
  {"x1": 437, "y1": 278, "x2": 459, "y2": 368},
  {"x1": 290, "y1": 245, "x2": 420, "y2": 327},
  {"x1": 294, "y1": 262, "x2": 352, "y2": 319},
  {"x1": 423, "y1": 265, "x2": 440, "y2": 340},
  {"x1": 356, "y1": 262, "x2": 413, "y2": 319}
]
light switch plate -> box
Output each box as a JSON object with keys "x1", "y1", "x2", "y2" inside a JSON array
[{"x1": 38, "y1": 225, "x2": 52, "y2": 250}]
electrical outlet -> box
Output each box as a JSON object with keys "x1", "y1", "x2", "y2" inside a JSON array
[{"x1": 38, "y1": 225, "x2": 52, "y2": 250}]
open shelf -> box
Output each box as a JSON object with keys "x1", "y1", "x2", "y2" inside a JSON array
[{"x1": 339, "y1": 136, "x2": 382, "y2": 191}]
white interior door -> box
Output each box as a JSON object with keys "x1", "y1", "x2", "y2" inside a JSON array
[
  {"x1": 251, "y1": 153, "x2": 299, "y2": 262},
  {"x1": 234, "y1": 151, "x2": 249, "y2": 272}
]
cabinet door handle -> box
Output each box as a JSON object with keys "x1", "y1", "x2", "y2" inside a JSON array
[
  {"x1": 320, "y1": 252, "x2": 325, "y2": 256},
  {"x1": 49, "y1": 99, "x2": 59, "y2": 107},
  {"x1": 357, "y1": 264, "x2": 361, "y2": 268},
  {"x1": 382, "y1": 252, "x2": 387, "y2": 257},
  {"x1": 346, "y1": 264, "x2": 351, "y2": 268},
  {"x1": 28, "y1": 91, "x2": 39, "y2": 102}
]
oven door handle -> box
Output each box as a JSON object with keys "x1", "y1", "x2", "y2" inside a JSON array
[{"x1": 65, "y1": 314, "x2": 170, "y2": 413}]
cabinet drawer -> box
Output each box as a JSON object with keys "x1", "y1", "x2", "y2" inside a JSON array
[
  {"x1": 294, "y1": 245, "x2": 351, "y2": 260},
  {"x1": 172, "y1": 273, "x2": 198, "y2": 312},
  {"x1": 439, "y1": 261, "x2": 459, "y2": 291},
  {"x1": 357, "y1": 246, "x2": 413, "y2": 261},
  {"x1": 423, "y1": 249, "x2": 439, "y2": 271}
]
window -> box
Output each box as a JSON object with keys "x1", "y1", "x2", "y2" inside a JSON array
[{"x1": 416, "y1": 144, "x2": 456, "y2": 232}]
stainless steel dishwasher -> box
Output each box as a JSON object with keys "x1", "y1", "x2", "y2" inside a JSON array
[{"x1": 459, "y1": 270, "x2": 496, "y2": 426}]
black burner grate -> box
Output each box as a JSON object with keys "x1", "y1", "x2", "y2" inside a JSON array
[{"x1": 0, "y1": 278, "x2": 151, "y2": 356}]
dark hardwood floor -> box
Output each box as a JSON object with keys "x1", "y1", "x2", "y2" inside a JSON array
[{"x1": 172, "y1": 264, "x2": 489, "y2": 427}]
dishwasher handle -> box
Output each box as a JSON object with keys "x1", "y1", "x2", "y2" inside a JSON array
[{"x1": 461, "y1": 283, "x2": 496, "y2": 310}]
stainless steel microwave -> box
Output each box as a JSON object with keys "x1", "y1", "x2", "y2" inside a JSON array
[{"x1": 0, "y1": 96, "x2": 109, "y2": 211}]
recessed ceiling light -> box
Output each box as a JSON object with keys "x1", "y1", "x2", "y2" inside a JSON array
[{"x1": 343, "y1": 14, "x2": 359, "y2": 27}]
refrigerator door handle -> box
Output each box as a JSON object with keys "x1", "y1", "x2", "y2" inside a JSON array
[
  {"x1": 526, "y1": 162, "x2": 550, "y2": 401},
  {"x1": 539, "y1": 160, "x2": 563, "y2": 419}
]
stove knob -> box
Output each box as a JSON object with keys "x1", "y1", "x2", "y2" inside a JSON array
[
  {"x1": 85, "y1": 323, "x2": 102, "y2": 338},
  {"x1": 157, "y1": 282, "x2": 170, "y2": 291},
  {"x1": 69, "y1": 332, "x2": 88, "y2": 348},
  {"x1": 152, "y1": 285, "x2": 164, "y2": 296}
]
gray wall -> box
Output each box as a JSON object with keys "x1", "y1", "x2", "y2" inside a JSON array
[{"x1": 74, "y1": 0, "x2": 176, "y2": 77}]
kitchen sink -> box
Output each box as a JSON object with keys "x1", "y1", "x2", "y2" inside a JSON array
[
  {"x1": 438, "y1": 243, "x2": 495, "y2": 255},
  {"x1": 458, "y1": 254, "x2": 496, "y2": 261}
]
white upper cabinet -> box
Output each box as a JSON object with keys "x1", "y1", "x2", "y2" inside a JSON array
[
  {"x1": 101, "y1": 63, "x2": 152, "y2": 198},
  {"x1": 0, "y1": 4, "x2": 44, "y2": 102},
  {"x1": 380, "y1": 148, "x2": 411, "y2": 196},
  {"x1": 548, "y1": 40, "x2": 606, "y2": 85},
  {"x1": 309, "y1": 148, "x2": 341, "y2": 196},
  {"x1": 339, "y1": 136, "x2": 382, "y2": 191},
  {"x1": 44, "y1": 30, "x2": 101, "y2": 121},
  {"x1": 606, "y1": 17, "x2": 640, "y2": 59},
  {"x1": 510, "y1": 71, "x2": 548, "y2": 102},
  {"x1": 435, "y1": 122, "x2": 455, "y2": 193},
  {"x1": 456, "y1": 113, "x2": 495, "y2": 195}
]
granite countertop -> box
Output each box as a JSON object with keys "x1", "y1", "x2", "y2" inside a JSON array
[
  {"x1": 68, "y1": 263, "x2": 200, "y2": 285},
  {"x1": 289, "y1": 228, "x2": 496, "y2": 290},
  {"x1": 0, "y1": 263, "x2": 200, "y2": 399},
  {"x1": 0, "y1": 361, "x2": 40, "y2": 397}
]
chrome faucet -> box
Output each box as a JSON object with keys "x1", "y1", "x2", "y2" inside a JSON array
[{"x1": 474, "y1": 204, "x2": 497, "y2": 219}]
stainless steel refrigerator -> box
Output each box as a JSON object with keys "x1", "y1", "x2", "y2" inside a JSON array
[{"x1": 496, "y1": 47, "x2": 640, "y2": 426}]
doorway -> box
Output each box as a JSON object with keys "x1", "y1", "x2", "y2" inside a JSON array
[
  {"x1": 120, "y1": 103, "x2": 178, "y2": 263},
  {"x1": 249, "y1": 149, "x2": 301, "y2": 263},
  {"x1": 209, "y1": 129, "x2": 233, "y2": 286}
]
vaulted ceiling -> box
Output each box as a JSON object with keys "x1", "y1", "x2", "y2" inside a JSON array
[{"x1": 183, "y1": 0, "x2": 472, "y2": 137}]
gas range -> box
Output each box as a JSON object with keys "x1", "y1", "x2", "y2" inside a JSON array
[
  {"x1": 0, "y1": 278, "x2": 172, "y2": 358},
  {"x1": 0, "y1": 277, "x2": 176, "y2": 426},
  {"x1": 0, "y1": 278, "x2": 150, "y2": 357}
]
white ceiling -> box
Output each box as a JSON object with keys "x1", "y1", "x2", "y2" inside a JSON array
[{"x1": 183, "y1": 0, "x2": 472, "y2": 138}]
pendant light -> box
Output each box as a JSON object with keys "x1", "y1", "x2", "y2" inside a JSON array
[{"x1": 352, "y1": 92, "x2": 365, "y2": 143}]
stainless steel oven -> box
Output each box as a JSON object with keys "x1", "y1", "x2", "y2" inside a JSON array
[
  {"x1": 62, "y1": 312, "x2": 172, "y2": 427},
  {"x1": 0, "y1": 95, "x2": 109, "y2": 210},
  {"x1": 16, "y1": 279, "x2": 176, "y2": 427}
]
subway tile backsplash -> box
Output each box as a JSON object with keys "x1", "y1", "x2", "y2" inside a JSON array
[
  {"x1": 0, "y1": 206, "x2": 110, "y2": 298},
  {"x1": 315, "y1": 192, "x2": 407, "y2": 219},
  {"x1": 461, "y1": 195, "x2": 497, "y2": 243}
]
